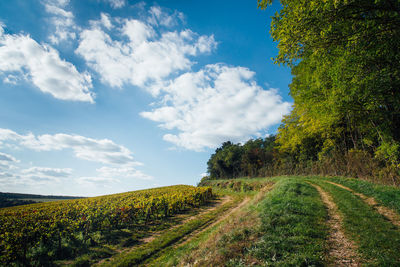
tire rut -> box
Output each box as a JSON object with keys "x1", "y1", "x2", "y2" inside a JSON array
[
  {"x1": 173, "y1": 196, "x2": 251, "y2": 247},
  {"x1": 309, "y1": 182, "x2": 360, "y2": 266},
  {"x1": 141, "y1": 195, "x2": 232, "y2": 244},
  {"x1": 326, "y1": 181, "x2": 400, "y2": 227},
  {"x1": 94, "y1": 196, "x2": 232, "y2": 266}
]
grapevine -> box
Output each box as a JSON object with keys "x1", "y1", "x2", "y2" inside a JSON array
[{"x1": 0, "y1": 185, "x2": 213, "y2": 265}]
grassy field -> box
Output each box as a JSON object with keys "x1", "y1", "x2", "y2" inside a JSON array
[{"x1": 2, "y1": 176, "x2": 400, "y2": 266}]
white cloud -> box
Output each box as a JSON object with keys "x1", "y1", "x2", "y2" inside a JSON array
[
  {"x1": 141, "y1": 64, "x2": 292, "y2": 151},
  {"x1": 43, "y1": 0, "x2": 78, "y2": 44},
  {"x1": 103, "y1": 0, "x2": 125, "y2": 9},
  {"x1": 75, "y1": 12, "x2": 216, "y2": 93},
  {"x1": 75, "y1": 176, "x2": 122, "y2": 192},
  {"x1": 0, "y1": 170, "x2": 60, "y2": 186},
  {"x1": 3, "y1": 74, "x2": 20, "y2": 85},
  {"x1": 100, "y1": 13, "x2": 113, "y2": 30},
  {"x1": 0, "y1": 128, "x2": 140, "y2": 166},
  {"x1": 21, "y1": 167, "x2": 72, "y2": 178},
  {"x1": 97, "y1": 166, "x2": 153, "y2": 180},
  {"x1": 148, "y1": 6, "x2": 185, "y2": 27},
  {"x1": 0, "y1": 24, "x2": 94, "y2": 102},
  {"x1": 0, "y1": 172, "x2": 19, "y2": 181},
  {"x1": 0, "y1": 152, "x2": 19, "y2": 171},
  {"x1": 11, "y1": 166, "x2": 73, "y2": 185},
  {"x1": 0, "y1": 152, "x2": 18, "y2": 162}
]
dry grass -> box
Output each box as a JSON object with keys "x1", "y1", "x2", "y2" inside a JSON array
[{"x1": 178, "y1": 185, "x2": 273, "y2": 266}]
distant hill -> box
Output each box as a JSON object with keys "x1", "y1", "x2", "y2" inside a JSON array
[{"x1": 0, "y1": 192, "x2": 84, "y2": 208}]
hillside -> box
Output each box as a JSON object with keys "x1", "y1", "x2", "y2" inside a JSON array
[
  {"x1": 2, "y1": 176, "x2": 400, "y2": 266},
  {"x1": 0, "y1": 192, "x2": 85, "y2": 208}
]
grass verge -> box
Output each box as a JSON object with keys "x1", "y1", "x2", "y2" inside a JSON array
[
  {"x1": 312, "y1": 180, "x2": 400, "y2": 266},
  {"x1": 100, "y1": 196, "x2": 241, "y2": 266},
  {"x1": 324, "y1": 176, "x2": 400, "y2": 214},
  {"x1": 248, "y1": 178, "x2": 328, "y2": 266},
  {"x1": 147, "y1": 183, "x2": 274, "y2": 266}
]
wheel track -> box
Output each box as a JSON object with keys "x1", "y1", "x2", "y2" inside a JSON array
[
  {"x1": 326, "y1": 181, "x2": 400, "y2": 227},
  {"x1": 308, "y1": 182, "x2": 360, "y2": 266}
]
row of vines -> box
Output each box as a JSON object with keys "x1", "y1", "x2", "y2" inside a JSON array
[{"x1": 0, "y1": 185, "x2": 213, "y2": 265}]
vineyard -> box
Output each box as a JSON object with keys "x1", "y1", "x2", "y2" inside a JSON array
[{"x1": 0, "y1": 185, "x2": 213, "y2": 266}]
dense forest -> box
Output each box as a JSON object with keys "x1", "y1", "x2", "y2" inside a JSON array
[{"x1": 205, "y1": 0, "x2": 400, "y2": 185}]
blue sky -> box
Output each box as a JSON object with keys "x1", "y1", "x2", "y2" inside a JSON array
[{"x1": 0, "y1": 0, "x2": 292, "y2": 196}]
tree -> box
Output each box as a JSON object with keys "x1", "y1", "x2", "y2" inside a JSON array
[{"x1": 259, "y1": 0, "x2": 400, "y2": 168}]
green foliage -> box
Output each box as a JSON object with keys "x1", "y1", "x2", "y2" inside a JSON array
[
  {"x1": 104, "y1": 196, "x2": 240, "y2": 266},
  {"x1": 255, "y1": 0, "x2": 400, "y2": 182},
  {"x1": 207, "y1": 136, "x2": 276, "y2": 179},
  {"x1": 0, "y1": 185, "x2": 213, "y2": 266}
]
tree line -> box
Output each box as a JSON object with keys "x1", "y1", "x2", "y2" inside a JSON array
[{"x1": 205, "y1": 0, "x2": 400, "y2": 185}]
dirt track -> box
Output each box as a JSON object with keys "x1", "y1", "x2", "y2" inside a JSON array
[
  {"x1": 309, "y1": 182, "x2": 360, "y2": 266},
  {"x1": 326, "y1": 181, "x2": 400, "y2": 227}
]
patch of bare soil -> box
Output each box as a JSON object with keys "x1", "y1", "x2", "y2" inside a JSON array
[
  {"x1": 326, "y1": 181, "x2": 400, "y2": 227},
  {"x1": 309, "y1": 183, "x2": 360, "y2": 266}
]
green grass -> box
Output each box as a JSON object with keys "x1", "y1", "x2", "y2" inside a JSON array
[
  {"x1": 101, "y1": 196, "x2": 242, "y2": 266},
  {"x1": 146, "y1": 183, "x2": 274, "y2": 266},
  {"x1": 312, "y1": 179, "x2": 400, "y2": 266},
  {"x1": 16, "y1": 176, "x2": 400, "y2": 266},
  {"x1": 323, "y1": 176, "x2": 400, "y2": 214},
  {"x1": 248, "y1": 178, "x2": 328, "y2": 266},
  {"x1": 145, "y1": 214, "x2": 226, "y2": 266},
  {"x1": 53, "y1": 208, "x2": 206, "y2": 266}
]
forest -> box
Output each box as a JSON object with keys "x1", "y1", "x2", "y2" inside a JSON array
[{"x1": 205, "y1": 0, "x2": 400, "y2": 185}]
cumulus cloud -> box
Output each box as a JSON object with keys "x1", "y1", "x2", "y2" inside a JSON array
[
  {"x1": 0, "y1": 172, "x2": 19, "y2": 181},
  {"x1": 21, "y1": 167, "x2": 72, "y2": 178},
  {"x1": 0, "y1": 170, "x2": 59, "y2": 186},
  {"x1": 0, "y1": 152, "x2": 18, "y2": 162},
  {"x1": 97, "y1": 166, "x2": 153, "y2": 180},
  {"x1": 0, "y1": 152, "x2": 19, "y2": 171},
  {"x1": 75, "y1": 12, "x2": 216, "y2": 93},
  {"x1": 0, "y1": 128, "x2": 140, "y2": 166},
  {"x1": 102, "y1": 0, "x2": 125, "y2": 9},
  {"x1": 13, "y1": 166, "x2": 72, "y2": 184},
  {"x1": 0, "y1": 24, "x2": 94, "y2": 102},
  {"x1": 76, "y1": 165, "x2": 153, "y2": 190},
  {"x1": 43, "y1": 0, "x2": 78, "y2": 44},
  {"x1": 77, "y1": 176, "x2": 119, "y2": 184},
  {"x1": 141, "y1": 64, "x2": 292, "y2": 151},
  {"x1": 147, "y1": 6, "x2": 185, "y2": 27}
]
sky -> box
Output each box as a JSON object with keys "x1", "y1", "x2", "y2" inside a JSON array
[{"x1": 0, "y1": 0, "x2": 292, "y2": 196}]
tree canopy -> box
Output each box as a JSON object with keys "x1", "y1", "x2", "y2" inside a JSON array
[
  {"x1": 204, "y1": 1, "x2": 400, "y2": 184},
  {"x1": 261, "y1": 0, "x2": 400, "y2": 173}
]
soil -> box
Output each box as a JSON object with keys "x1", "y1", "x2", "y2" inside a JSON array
[{"x1": 309, "y1": 182, "x2": 360, "y2": 266}]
